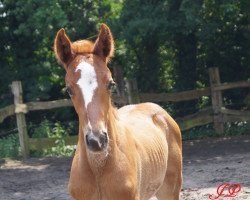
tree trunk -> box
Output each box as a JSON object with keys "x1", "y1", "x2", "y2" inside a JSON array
[{"x1": 173, "y1": 32, "x2": 198, "y2": 117}]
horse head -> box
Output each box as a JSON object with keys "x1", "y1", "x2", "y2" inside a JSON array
[{"x1": 54, "y1": 24, "x2": 115, "y2": 153}]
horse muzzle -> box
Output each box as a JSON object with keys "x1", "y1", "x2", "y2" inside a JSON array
[{"x1": 85, "y1": 130, "x2": 108, "y2": 152}]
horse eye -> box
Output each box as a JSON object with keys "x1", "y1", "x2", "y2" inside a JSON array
[
  {"x1": 65, "y1": 86, "x2": 73, "y2": 97},
  {"x1": 107, "y1": 80, "x2": 116, "y2": 91}
]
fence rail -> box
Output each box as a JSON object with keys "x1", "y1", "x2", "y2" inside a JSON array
[
  {"x1": 177, "y1": 108, "x2": 214, "y2": 131},
  {"x1": 29, "y1": 136, "x2": 78, "y2": 151},
  {"x1": 0, "y1": 105, "x2": 15, "y2": 123},
  {"x1": 0, "y1": 67, "x2": 249, "y2": 158},
  {"x1": 139, "y1": 87, "x2": 211, "y2": 102}
]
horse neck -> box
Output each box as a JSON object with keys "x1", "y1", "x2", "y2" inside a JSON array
[{"x1": 107, "y1": 104, "x2": 119, "y2": 146}]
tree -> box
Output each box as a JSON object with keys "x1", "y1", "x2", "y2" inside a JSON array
[
  {"x1": 119, "y1": 0, "x2": 202, "y2": 115},
  {"x1": 119, "y1": 0, "x2": 168, "y2": 92},
  {"x1": 118, "y1": 0, "x2": 250, "y2": 116},
  {"x1": 0, "y1": 0, "x2": 249, "y2": 123},
  {"x1": 0, "y1": 0, "x2": 117, "y2": 132},
  {"x1": 198, "y1": 0, "x2": 250, "y2": 109},
  {"x1": 0, "y1": 0, "x2": 68, "y2": 103}
]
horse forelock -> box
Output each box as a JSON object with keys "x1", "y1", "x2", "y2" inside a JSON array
[{"x1": 72, "y1": 40, "x2": 94, "y2": 54}]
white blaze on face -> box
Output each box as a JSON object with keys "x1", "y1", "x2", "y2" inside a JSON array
[{"x1": 76, "y1": 61, "x2": 98, "y2": 108}]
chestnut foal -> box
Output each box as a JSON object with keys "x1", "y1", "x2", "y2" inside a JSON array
[{"x1": 54, "y1": 24, "x2": 182, "y2": 200}]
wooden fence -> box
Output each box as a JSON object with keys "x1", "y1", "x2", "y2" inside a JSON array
[{"x1": 0, "y1": 67, "x2": 250, "y2": 158}]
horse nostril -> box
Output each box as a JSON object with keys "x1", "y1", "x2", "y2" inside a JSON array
[
  {"x1": 85, "y1": 134, "x2": 90, "y2": 146},
  {"x1": 85, "y1": 131, "x2": 108, "y2": 152},
  {"x1": 86, "y1": 134, "x2": 100, "y2": 151},
  {"x1": 101, "y1": 131, "x2": 108, "y2": 146},
  {"x1": 103, "y1": 131, "x2": 108, "y2": 140}
]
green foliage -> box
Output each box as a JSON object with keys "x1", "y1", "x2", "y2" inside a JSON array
[
  {"x1": 30, "y1": 120, "x2": 76, "y2": 157},
  {"x1": 197, "y1": 0, "x2": 250, "y2": 109},
  {"x1": 182, "y1": 122, "x2": 250, "y2": 140},
  {"x1": 0, "y1": 134, "x2": 20, "y2": 159},
  {"x1": 1, "y1": 0, "x2": 68, "y2": 102},
  {"x1": 0, "y1": 0, "x2": 117, "y2": 134},
  {"x1": 118, "y1": 0, "x2": 167, "y2": 92},
  {"x1": 118, "y1": 0, "x2": 250, "y2": 116},
  {"x1": 30, "y1": 119, "x2": 51, "y2": 138},
  {"x1": 182, "y1": 124, "x2": 217, "y2": 141},
  {"x1": 224, "y1": 121, "x2": 250, "y2": 136},
  {"x1": 0, "y1": 0, "x2": 249, "y2": 145}
]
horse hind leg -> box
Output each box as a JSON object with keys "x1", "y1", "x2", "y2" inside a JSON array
[
  {"x1": 155, "y1": 173, "x2": 182, "y2": 200},
  {"x1": 155, "y1": 149, "x2": 182, "y2": 200}
]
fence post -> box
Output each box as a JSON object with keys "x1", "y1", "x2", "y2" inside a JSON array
[
  {"x1": 112, "y1": 65, "x2": 127, "y2": 106},
  {"x1": 11, "y1": 81, "x2": 30, "y2": 159},
  {"x1": 209, "y1": 68, "x2": 224, "y2": 134},
  {"x1": 125, "y1": 78, "x2": 140, "y2": 104},
  {"x1": 113, "y1": 65, "x2": 125, "y2": 97}
]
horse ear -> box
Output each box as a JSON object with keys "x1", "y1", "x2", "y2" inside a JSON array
[
  {"x1": 54, "y1": 28, "x2": 73, "y2": 68},
  {"x1": 93, "y1": 24, "x2": 114, "y2": 62}
]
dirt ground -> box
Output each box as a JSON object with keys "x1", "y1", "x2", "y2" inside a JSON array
[{"x1": 0, "y1": 135, "x2": 250, "y2": 200}]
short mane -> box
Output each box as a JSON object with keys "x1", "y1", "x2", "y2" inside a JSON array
[{"x1": 72, "y1": 40, "x2": 94, "y2": 54}]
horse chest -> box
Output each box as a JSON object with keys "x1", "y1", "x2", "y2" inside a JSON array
[
  {"x1": 69, "y1": 160, "x2": 138, "y2": 200},
  {"x1": 71, "y1": 176, "x2": 138, "y2": 200}
]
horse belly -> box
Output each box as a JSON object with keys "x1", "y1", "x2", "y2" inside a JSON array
[{"x1": 135, "y1": 127, "x2": 169, "y2": 199}]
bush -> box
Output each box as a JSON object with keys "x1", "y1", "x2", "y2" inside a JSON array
[
  {"x1": 0, "y1": 134, "x2": 20, "y2": 159},
  {"x1": 182, "y1": 122, "x2": 250, "y2": 141},
  {"x1": 224, "y1": 121, "x2": 250, "y2": 136},
  {"x1": 30, "y1": 120, "x2": 76, "y2": 157}
]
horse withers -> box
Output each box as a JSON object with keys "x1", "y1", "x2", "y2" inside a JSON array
[{"x1": 54, "y1": 23, "x2": 182, "y2": 200}]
